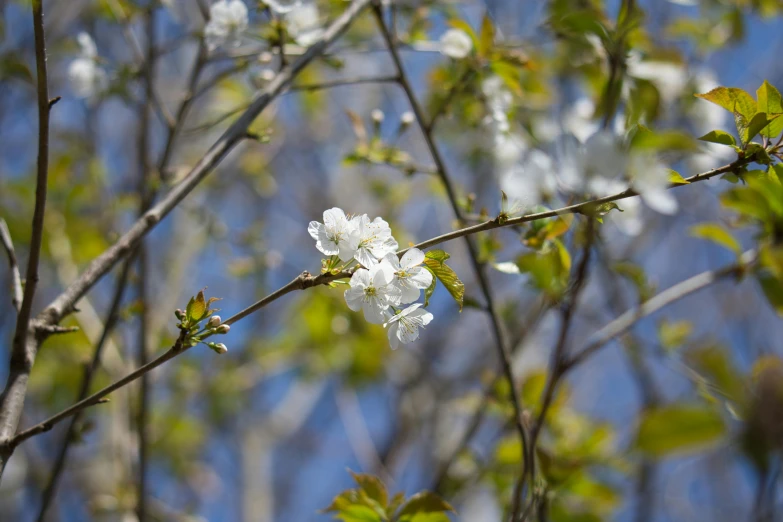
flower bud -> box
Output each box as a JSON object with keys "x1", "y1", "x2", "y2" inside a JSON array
[
  {"x1": 211, "y1": 343, "x2": 228, "y2": 355},
  {"x1": 259, "y1": 51, "x2": 274, "y2": 64},
  {"x1": 208, "y1": 315, "x2": 222, "y2": 327},
  {"x1": 371, "y1": 109, "x2": 385, "y2": 123},
  {"x1": 216, "y1": 324, "x2": 230, "y2": 334},
  {"x1": 175, "y1": 309, "x2": 185, "y2": 320},
  {"x1": 400, "y1": 111, "x2": 415, "y2": 126}
]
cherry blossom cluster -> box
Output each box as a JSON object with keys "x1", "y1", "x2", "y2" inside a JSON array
[{"x1": 308, "y1": 208, "x2": 434, "y2": 349}]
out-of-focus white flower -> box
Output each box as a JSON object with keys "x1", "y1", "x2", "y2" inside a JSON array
[
  {"x1": 205, "y1": 0, "x2": 249, "y2": 52},
  {"x1": 628, "y1": 153, "x2": 678, "y2": 215},
  {"x1": 482, "y1": 76, "x2": 513, "y2": 132},
  {"x1": 265, "y1": 0, "x2": 301, "y2": 14},
  {"x1": 383, "y1": 249, "x2": 433, "y2": 304},
  {"x1": 344, "y1": 261, "x2": 401, "y2": 324},
  {"x1": 493, "y1": 132, "x2": 527, "y2": 169},
  {"x1": 439, "y1": 29, "x2": 473, "y2": 59},
  {"x1": 499, "y1": 150, "x2": 558, "y2": 211},
  {"x1": 557, "y1": 131, "x2": 627, "y2": 193},
  {"x1": 308, "y1": 207, "x2": 358, "y2": 262},
  {"x1": 349, "y1": 214, "x2": 398, "y2": 268},
  {"x1": 626, "y1": 52, "x2": 687, "y2": 104},
  {"x1": 285, "y1": 3, "x2": 324, "y2": 47},
  {"x1": 689, "y1": 69, "x2": 726, "y2": 135},
  {"x1": 384, "y1": 303, "x2": 433, "y2": 349},
  {"x1": 563, "y1": 98, "x2": 599, "y2": 143},
  {"x1": 68, "y1": 32, "x2": 108, "y2": 99}
]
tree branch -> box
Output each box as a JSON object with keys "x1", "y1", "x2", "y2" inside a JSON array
[
  {"x1": 564, "y1": 250, "x2": 757, "y2": 371},
  {"x1": 373, "y1": 7, "x2": 528, "y2": 520},
  {"x1": 0, "y1": 0, "x2": 52, "y2": 479},
  {"x1": 41, "y1": 0, "x2": 374, "y2": 327},
  {"x1": 0, "y1": 219, "x2": 22, "y2": 313}
]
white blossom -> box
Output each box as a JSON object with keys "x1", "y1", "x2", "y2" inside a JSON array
[
  {"x1": 205, "y1": 0, "x2": 249, "y2": 52},
  {"x1": 308, "y1": 207, "x2": 358, "y2": 261},
  {"x1": 499, "y1": 150, "x2": 558, "y2": 211},
  {"x1": 628, "y1": 153, "x2": 678, "y2": 215},
  {"x1": 68, "y1": 32, "x2": 108, "y2": 99},
  {"x1": 384, "y1": 303, "x2": 434, "y2": 349},
  {"x1": 626, "y1": 52, "x2": 687, "y2": 104},
  {"x1": 439, "y1": 29, "x2": 473, "y2": 59},
  {"x1": 482, "y1": 76, "x2": 513, "y2": 132},
  {"x1": 349, "y1": 214, "x2": 398, "y2": 267},
  {"x1": 344, "y1": 261, "x2": 401, "y2": 324},
  {"x1": 558, "y1": 131, "x2": 627, "y2": 193},
  {"x1": 265, "y1": 0, "x2": 301, "y2": 14},
  {"x1": 383, "y1": 249, "x2": 433, "y2": 304},
  {"x1": 285, "y1": 3, "x2": 324, "y2": 47}
]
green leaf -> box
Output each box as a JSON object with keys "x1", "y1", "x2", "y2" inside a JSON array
[
  {"x1": 758, "y1": 272, "x2": 783, "y2": 315},
  {"x1": 424, "y1": 251, "x2": 464, "y2": 311},
  {"x1": 423, "y1": 269, "x2": 436, "y2": 307},
  {"x1": 478, "y1": 14, "x2": 494, "y2": 57},
  {"x1": 669, "y1": 169, "x2": 690, "y2": 185},
  {"x1": 186, "y1": 290, "x2": 207, "y2": 322},
  {"x1": 516, "y1": 240, "x2": 571, "y2": 297},
  {"x1": 396, "y1": 492, "x2": 454, "y2": 521},
  {"x1": 690, "y1": 223, "x2": 741, "y2": 255},
  {"x1": 657, "y1": 320, "x2": 693, "y2": 352},
  {"x1": 695, "y1": 86, "x2": 757, "y2": 120},
  {"x1": 613, "y1": 261, "x2": 655, "y2": 302},
  {"x1": 756, "y1": 80, "x2": 783, "y2": 137},
  {"x1": 634, "y1": 404, "x2": 725, "y2": 457},
  {"x1": 738, "y1": 112, "x2": 773, "y2": 145},
  {"x1": 685, "y1": 345, "x2": 744, "y2": 402},
  {"x1": 698, "y1": 130, "x2": 736, "y2": 147},
  {"x1": 334, "y1": 505, "x2": 383, "y2": 522},
  {"x1": 350, "y1": 472, "x2": 388, "y2": 509}
]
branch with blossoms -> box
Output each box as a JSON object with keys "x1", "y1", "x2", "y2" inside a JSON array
[{"x1": 0, "y1": 154, "x2": 759, "y2": 452}]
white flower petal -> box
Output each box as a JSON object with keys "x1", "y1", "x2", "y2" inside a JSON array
[
  {"x1": 440, "y1": 29, "x2": 473, "y2": 59},
  {"x1": 642, "y1": 189, "x2": 678, "y2": 215},
  {"x1": 407, "y1": 267, "x2": 433, "y2": 289},
  {"x1": 363, "y1": 299, "x2": 386, "y2": 324},
  {"x1": 400, "y1": 248, "x2": 425, "y2": 269},
  {"x1": 349, "y1": 268, "x2": 370, "y2": 287},
  {"x1": 344, "y1": 286, "x2": 365, "y2": 312}
]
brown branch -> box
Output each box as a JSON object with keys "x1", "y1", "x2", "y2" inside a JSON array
[
  {"x1": 41, "y1": 0, "x2": 374, "y2": 327},
  {"x1": 0, "y1": 0, "x2": 374, "y2": 485},
  {"x1": 7, "y1": 270, "x2": 341, "y2": 448},
  {"x1": 525, "y1": 219, "x2": 596, "y2": 501},
  {"x1": 565, "y1": 250, "x2": 757, "y2": 371},
  {"x1": 0, "y1": 219, "x2": 23, "y2": 312},
  {"x1": 0, "y1": 0, "x2": 52, "y2": 480},
  {"x1": 373, "y1": 6, "x2": 528, "y2": 520},
  {"x1": 135, "y1": 6, "x2": 156, "y2": 519}
]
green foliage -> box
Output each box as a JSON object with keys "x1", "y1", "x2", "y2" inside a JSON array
[
  {"x1": 634, "y1": 404, "x2": 726, "y2": 457},
  {"x1": 695, "y1": 80, "x2": 783, "y2": 148},
  {"x1": 690, "y1": 223, "x2": 741, "y2": 255},
  {"x1": 657, "y1": 319, "x2": 693, "y2": 352},
  {"x1": 516, "y1": 240, "x2": 571, "y2": 298},
  {"x1": 324, "y1": 472, "x2": 454, "y2": 522},
  {"x1": 423, "y1": 250, "x2": 465, "y2": 311}
]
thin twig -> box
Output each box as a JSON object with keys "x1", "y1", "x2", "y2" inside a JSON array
[
  {"x1": 525, "y1": 220, "x2": 595, "y2": 498},
  {"x1": 565, "y1": 250, "x2": 757, "y2": 371},
  {"x1": 0, "y1": 219, "x2": 23, "y2": 312},
  {"x1": 373, "y1": 6, "x2": 528, "y2": 520},
  {"x1": 0, "y1": 0, "x2": 52, "y2": 479},
  {"x1": 135, "y1": 6, "x2": 156, "y2": 520}
]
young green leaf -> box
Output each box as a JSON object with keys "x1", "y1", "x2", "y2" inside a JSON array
[
  {"x1": 424, "y1": 250, "x2": 464, "y2": 311},
  {"x1": 669, "y1": 170, "x2": 690, "y2": 185},
  {"x1": 634, "y1": 404, "x2": 725, "y2": 457},
  {"x1": 695, "y1": 86, "x2": 757, "y2": 120},
  {"x1": 478, "y1": 14, "x2": 494, "y2": 57},
  {"x1": 698, "y1": 130, "x2": 736, "y2": 147},
  {"x1": 690, "y1": 223, "x2": 741, "y2": 255},
  {"x1": 756, "y1": 80, "x2": 783, "y2": 137},
  {"x1": 396, "y1": 492, "x2": 454, "y2": 521}
]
